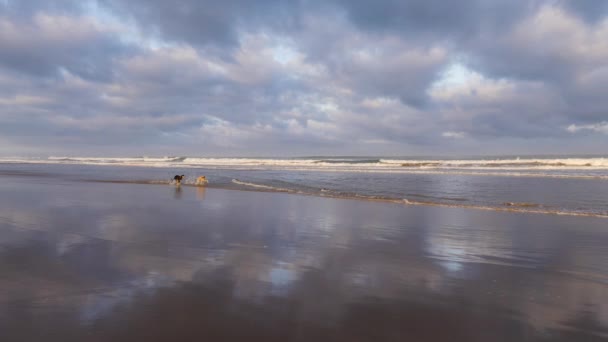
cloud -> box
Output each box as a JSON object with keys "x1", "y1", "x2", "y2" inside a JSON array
[
  {"x1": 442, "y1": 131, "x2": 466, "y2": 139},
  {"x1": 567, "y1": 122, "x2": 608, "y2": 134},
  {"x1": 561, "y1": 0, "x2": 608, "y2": 23},
  {"x1": 328, "y1": 0, "x2": 530, "y2": 41},
  {"x1": 0, "y1": 0, "x2": 607, "y2": 156},
  {"x1": 98, "y1": 0, "x2": 302, "y2": 51},
  {"x1": 0, "y1": 12, "x2": 133, "y2": 80}
]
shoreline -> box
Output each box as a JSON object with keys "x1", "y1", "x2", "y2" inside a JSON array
[{"x1": 90, "y1": 179, "x2": 608, "y2": 219}]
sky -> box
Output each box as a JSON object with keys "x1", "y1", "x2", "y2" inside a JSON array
[{"x1": 0, "y1": 0, "x2": 607, "y2": 157}]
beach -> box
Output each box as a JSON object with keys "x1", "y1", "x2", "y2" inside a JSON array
[{"x1": 0, "y1": 171, "x2": 607, "y2": 341}]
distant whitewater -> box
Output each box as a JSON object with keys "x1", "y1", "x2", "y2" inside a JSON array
[{"x1": 1, "y1": 156, "x2": 607, "y2": 179}]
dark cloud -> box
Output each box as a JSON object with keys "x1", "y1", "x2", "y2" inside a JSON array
[
  {"x1": 99, "y1": 0, "x2": 302, "y2": 52},
  {"x1": 461, "y1": 3, "x2": 608, "y2": 131},
  {"x1": 0, "y1": 0, "x2": 83, "y2": 17},
  {"x1": 329, "y1": 0, "x2": 531, "y2": 41},
  {"x1": 561, "y1": 0, "x2": 608, "y2": 23},
  {"x1": 0, "y1": 11, "x2": 134, "y2": 81}
]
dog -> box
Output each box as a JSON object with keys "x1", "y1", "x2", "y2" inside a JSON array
[
  {"x1": 173, "y1": 174, "x2": 185, "y2": 185},
  {"x1": 195, "y1": 176, "x2": 208, "y2": 186}
]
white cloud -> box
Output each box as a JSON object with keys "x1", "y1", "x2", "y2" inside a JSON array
[
  {"x1": 430, "y1": 64, "x2": 515, "y2": 102},
  {"x1": 510, "y1": 6, "x2": 608, "y2": 66},
  {"x1": 442, "y1": 131, "x2": 466, "y2": 139},
  {"x1": 566, "y1": 121, "x2": 608, "y2": 134}
]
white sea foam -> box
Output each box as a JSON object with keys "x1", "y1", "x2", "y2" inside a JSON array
[
  {"x1": 231, "y1": 179, "x2": 293, "y2": 192},
  {"x1": 380, "y1": 157, "x2": 608, "y2": 169},
  {"x1": 399, "y1": 198, "x2": 608, "y2": 218}
]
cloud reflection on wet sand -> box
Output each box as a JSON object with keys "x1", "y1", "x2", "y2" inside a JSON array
[{"x1": 0, "y1": 178, "x2": 606, "y2": 341}]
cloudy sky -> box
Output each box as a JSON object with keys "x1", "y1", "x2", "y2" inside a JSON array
[{"x1": 0, "y1": 0, "x2": 607, "y2": 156}]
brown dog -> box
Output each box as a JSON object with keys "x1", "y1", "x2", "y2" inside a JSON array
[{"x1": 195, "y1": 176, "x2": 208, "y2": 186}]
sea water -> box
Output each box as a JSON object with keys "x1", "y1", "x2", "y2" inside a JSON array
[{"x1": 1, "y1": 155, "x2": 607, "y2": 217}]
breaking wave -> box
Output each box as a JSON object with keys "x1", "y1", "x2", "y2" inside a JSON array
[
  {"x1": 381, "y1": 158, "x2": 607, "y2": 169},
  {"x1": 47, "y1": 156, "x2": 187, "y2": 163},
  {"x1": 314, "y1": 159, "x2": 382, "y2": 164}
]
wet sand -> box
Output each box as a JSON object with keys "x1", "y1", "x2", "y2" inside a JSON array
[{"x1": 0, "y1": 175, "x2": 607, "y2": 341}]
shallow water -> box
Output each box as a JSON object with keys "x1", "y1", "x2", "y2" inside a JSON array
[
  {"x1": 0, "y1": 173, "x2": 607, "y2": 341},
  {"x1": 1, "y1": 161, "x2": 608, "y2": 217}
]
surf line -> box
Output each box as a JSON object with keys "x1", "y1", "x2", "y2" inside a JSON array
[
  {"x1": 400, "y1": 199, "x2": 608, "y2": 218},
  {"x1": 82, "y1": 178, "x2": 607, "y2": 218},
  {"x1": 230, "y1": 179, "x2": 607, "y2": 218}
]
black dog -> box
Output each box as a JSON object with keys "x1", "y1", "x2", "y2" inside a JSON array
[{"x1": 173, "y1": 174, "x2": 185, "y2": 185}]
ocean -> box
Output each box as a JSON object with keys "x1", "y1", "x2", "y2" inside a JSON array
[{"x1": 1, "y1": 155, "x2": 607, "y2": 217}]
